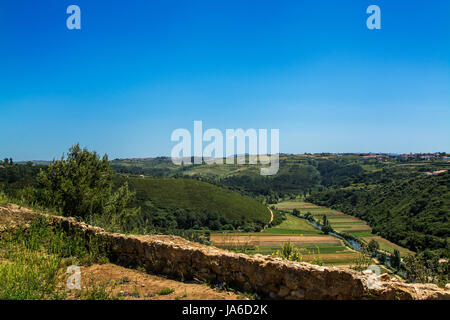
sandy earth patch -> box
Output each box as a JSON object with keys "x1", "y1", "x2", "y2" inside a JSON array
[{"x1": 68, "y1": 263, "x2": 242, "y2": 300}]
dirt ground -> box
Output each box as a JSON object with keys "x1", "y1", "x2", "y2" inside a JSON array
[
  {"x1": 0, "y1": 204, "x2": 35, "y2": 232},
  {"x1": 67, "y1": 263, "x2": 242, "y2": 300}
]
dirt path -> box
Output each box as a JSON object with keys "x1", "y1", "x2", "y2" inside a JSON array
[
  {"x1": 268, "y1": 207, "x2": 273, "y2": 224},
  {"x1": 262, "y1": 207, "x2": 274, "y2": 231}
]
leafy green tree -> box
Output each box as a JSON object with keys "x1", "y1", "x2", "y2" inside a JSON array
[
  {"x1": 304, "y1": 212, "x2": 313, "y2": 221},
  {"x1": 368, "y1": 239, "x2": 380, "y2": 253},
  {"x1": 391, "y1": 249, "x2": 402, "y2": 269},
  {"x1": 379, "y1": 252, "x2": 387, "y2": 264},
  {"x1": 322, "y1": 214, "x2": 329, "y2": 226},
  {"x1": 322, "y1": 225, "x2": 333, "y2": 235},
  {"x1": 36, "y1": 144, "x2": 139, "y2": 226}
]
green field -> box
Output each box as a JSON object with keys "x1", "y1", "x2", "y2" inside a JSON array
[
  {"x1": 231, "y1": 243, "x2": 350, "y2": 255},
  {"x1": 275, "y1": 201, "x2": 372, "y2": 233},
  {"x1": 360, "y1": 236, "x2": 414, "y2": 256},
  {"x1": 264, "y1": 214, "x2": 321, "y2": 235}
]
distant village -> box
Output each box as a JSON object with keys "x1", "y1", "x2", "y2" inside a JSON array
[
  {"x1": 291, "y1": 152, "x2": 450, "y2": 162},
  {"x1": 117, "y1": 152, "x2": 450, "y2": 162}
]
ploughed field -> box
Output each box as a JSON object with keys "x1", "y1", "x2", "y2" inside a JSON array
[{"x1": 210, "y1": 234, "x2": 341, "y2": 245}]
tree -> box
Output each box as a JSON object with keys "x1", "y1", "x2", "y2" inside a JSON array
[
  {"x1": 379, "y1": 252, "x2": 387, "y2": 264},
  {"x1": 304, "y1": 212, "x2": 314, "y2": 222},
  {"x1": 3, "y1": 158, "x2": 8, "y2": 165},
  {"x1": 368, "y1": 239, "x2": 380, "y2": 253},
  {"x1": 391, "y1": 249, "x2": 402, "y2": 269},
  {"x1": 322, "y1": 214, "x2": 329, "y2": 226},
  {"x1": 37, "y1": 144, "x2": 138, "y2": 225},
  {"x1": 321, "y1": 224, "x2": 333, "y2": 235}
]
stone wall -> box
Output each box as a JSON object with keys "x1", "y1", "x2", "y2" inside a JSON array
[{"x1": 2, "y1": 204, "x2": 449, "y2": 300}]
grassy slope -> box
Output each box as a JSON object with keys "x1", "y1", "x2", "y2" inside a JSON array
[
  {"x1": 126, "y1": 177, "x2": 270, "y2": 224},
  {"x1": 0, "y1": 216, "x2": 110, "y2": 300}
]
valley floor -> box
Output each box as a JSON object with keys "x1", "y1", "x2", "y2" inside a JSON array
[{"x1": 211, "y1": 200, "x2": 413, "y2": 268}]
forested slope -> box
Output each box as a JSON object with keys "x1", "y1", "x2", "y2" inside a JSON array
[{"x1": 308, "y1": 172, "x2": 450, "y2": 254}]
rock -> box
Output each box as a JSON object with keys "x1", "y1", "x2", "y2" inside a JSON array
[
  {"x1": 290, "y1": 289, "x2": 306, "y2": 299},
  {"x1": 278, "y1": 286, "x2": 290, "y2": 298},
  {"x1": 379, "y1": 273, "x2": 391, "y2": 281}
]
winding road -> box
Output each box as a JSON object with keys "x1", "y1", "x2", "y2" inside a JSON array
[{"x1": 263, "y1": 206, "x2": 274, "y2": 231}]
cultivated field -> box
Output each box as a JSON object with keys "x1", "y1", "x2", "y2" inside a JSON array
[
  {"x1": 210, "y1": 234, "x2": 342, "y2": 245},
  {"x1": 211, "y1": 208, "x2": 362, "y2": 266},
  {"x1": 212, "y1": 200, "x2": 413, "y2": 266},
  {"x1": 274, "y1": 200, "x2": 412, "y2": 257},
  {"x1": 360, "y1": 235, "x2": 414, "y2": 256},
  {"x1": 275, "y1": 201, "x2": 372, "y2": 233}
]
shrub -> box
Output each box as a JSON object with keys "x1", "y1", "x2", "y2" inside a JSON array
[
  {"x1": 157, "y1": 288, "x2": 174, "y2": 295},
  {"x1": 35, "y1": 144, "x2": 140, "y2": 230},
  {"x1": 273, "y1": 241, "x2": 302, "y2": 262}
]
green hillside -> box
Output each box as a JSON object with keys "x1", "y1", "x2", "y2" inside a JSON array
[
  {"x1": 118, "y1": 176, "x2": 271, "y2": 232},
  {"x1": 308, "y1": 172, "x2": 450, "y2": 254}
]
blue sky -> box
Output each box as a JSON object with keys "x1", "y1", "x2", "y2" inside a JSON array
[{"x1": 0, "y1": 0, "x2": 449, "y2": 160}]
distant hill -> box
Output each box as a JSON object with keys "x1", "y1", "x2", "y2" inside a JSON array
[
  {"x1": 111, "y1": 156, "x2": 325, "y2": 198},
  {"x1": 115, "y1": 176, "x2": 272, "y2": 232},
  {"x1": 111, "y1": 155, "x2": 450, "y2": 201},
  {"x1": 15, "y1": 160, "x2": 51, "y2": 166}
]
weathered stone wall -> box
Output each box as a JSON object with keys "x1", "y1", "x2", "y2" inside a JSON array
[{"x1": 2, "y1": 204, "x2": 449, "y2": 300}]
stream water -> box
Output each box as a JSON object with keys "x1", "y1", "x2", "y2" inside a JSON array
[
  {"x1": 309, "y1": 221, "x2": 362, "y2": 251},
  {"x1": 309, "y1": 220, "x2": 397, "y2": 269}
]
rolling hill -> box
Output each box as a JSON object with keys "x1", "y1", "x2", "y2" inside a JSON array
[{"x1": 115, "y1": 176, "x2": 272, "y2": 231}]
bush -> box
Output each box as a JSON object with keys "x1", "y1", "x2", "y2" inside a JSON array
[
  {"x1": 35, "y1": 144, "x2": 139, "y2": 230},
  {"x1": 157, "y1": 288, "x2": 174, "y2": 295},
  {"x1": 321, "y1": 225, "x2": 333, "y2": 235},
  {"x1": 273, "y1": 241, "x2": 302, "y2": 262}
]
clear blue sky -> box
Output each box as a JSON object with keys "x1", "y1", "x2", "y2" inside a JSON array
[{"x1": 1, "y1": 0, "x2": 449, "y2": 161}]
